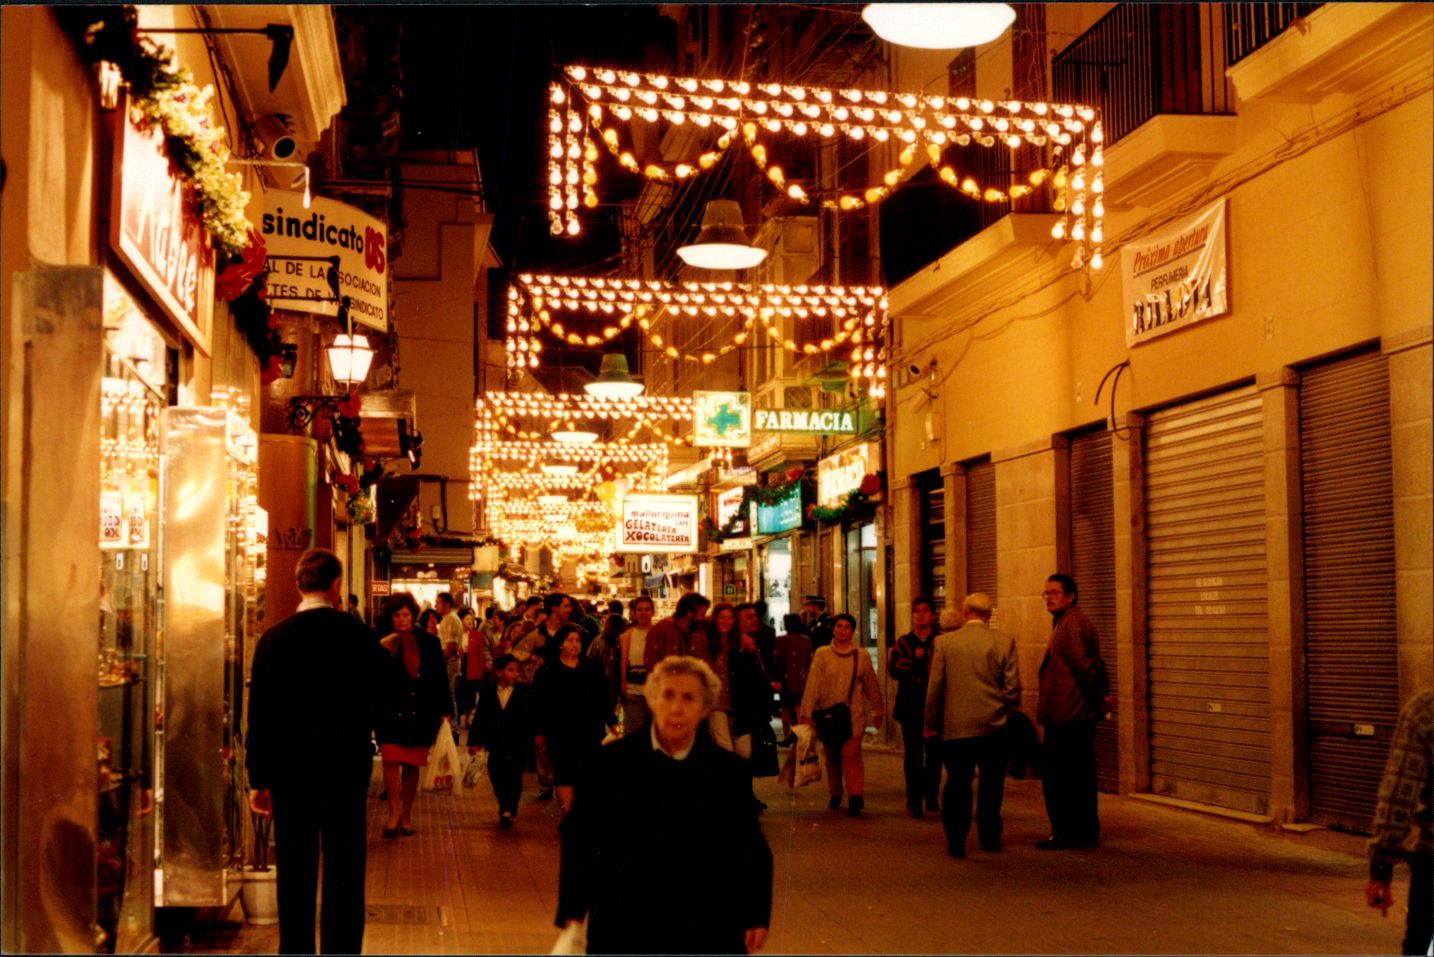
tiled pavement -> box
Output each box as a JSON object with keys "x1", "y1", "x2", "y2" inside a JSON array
[{"x1": 177, "y1": 739, "x2": 1403, "y2": 955}]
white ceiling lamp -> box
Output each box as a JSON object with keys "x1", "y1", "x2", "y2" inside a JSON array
[
  {"x1": 583, "y1": 353, "x2": 645, "y2": 400},
  {"x1": 551, "y1": 428, "x2": 599, "y2": 444},
  {"x1": 541, "y1": 463, "x2": 580, "y2": 476},
  {"x1": 677, "y1": 199, "x2": 768, "y2": 270},
  {"x1": 326, "y1": 333, "x2": 374, "y2": 386},
  {"x1": 861, "y1": 3, "x2": 1016, "y2": 49}
]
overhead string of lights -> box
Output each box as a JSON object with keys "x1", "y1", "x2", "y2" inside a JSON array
[
  {"x1": 548, "y1": 65, "x2": 1105, "y2": 272},
  {"x1": 506, "y1": 274, "x2": 890, "y2": 398}
]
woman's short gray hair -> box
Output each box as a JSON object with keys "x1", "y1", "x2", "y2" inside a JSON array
[{"x1": 644, "y1": 655, "x2": 721, "y2": 711}]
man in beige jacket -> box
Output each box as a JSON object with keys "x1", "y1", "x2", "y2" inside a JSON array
[{"x1": 924, "y1": 593, "x2": 1022, "y2": 858}]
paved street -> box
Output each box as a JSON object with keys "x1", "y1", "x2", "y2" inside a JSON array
[{"x1": 183, "y1": 742, "x2": 1400, "y2": 955}]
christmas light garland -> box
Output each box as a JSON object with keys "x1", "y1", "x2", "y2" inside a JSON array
[{"x1": 548, "y1": 65, "x2": 1105, "y2": 272}]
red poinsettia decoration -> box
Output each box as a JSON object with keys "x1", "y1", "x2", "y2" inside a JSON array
[
  {"x1": 259, "y1": 354, "x2": 284, "y2": 386},
  {"x1": 336, "y1": 473, "x2": 360, "y2": 494},
  {"x1": 858, "y1": 473, "x2": 882, "y2": 496},
  {"x1": 785, "y1": 466, "x2": 805, "y2": 482},
  {"x1": 216, "y1": 229, "x2": 267, "y2": 302},
  {"x1": 336, "y1": 392, "x2": 363, "y2": 418}
]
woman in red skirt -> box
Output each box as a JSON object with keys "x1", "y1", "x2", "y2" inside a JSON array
[{"x1": 375, "y1": 592, "x2": 450, "y2": 837}]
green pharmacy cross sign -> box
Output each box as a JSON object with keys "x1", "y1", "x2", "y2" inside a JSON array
[{"x1": 692, "y1": 391, "x2": 752, "y2": 448}]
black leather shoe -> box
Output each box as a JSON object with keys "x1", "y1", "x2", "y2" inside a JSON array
[
  {"x1": 1036, "y1": 837, "x2": 1067, "y2": 850},
  {"x1": 847, "y1": 796, "x2": 864, "y2": 816},
  {"x1": 926, "y1": 798, "x2": 940, "y2": 813},
  {"x1": 382, "y1": 826, "x2": 399, "y2": 839},
  {"x1": 947, "y1": 844, "x2": 966, "y2": 858},
  {"x1": 828, "y1": 795, "x2": 843, "y2": 810},
  {"x1": 906, "y1": 803, "x2": 923, "y2": 818}
]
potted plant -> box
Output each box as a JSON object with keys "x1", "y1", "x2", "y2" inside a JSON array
[{"x1": 240, "y1": 809, "x2": 278, "y2": 925}]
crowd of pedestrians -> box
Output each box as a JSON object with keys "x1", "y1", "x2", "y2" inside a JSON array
[{"x1": 246, "y1": 549, "x2": 1431, "y2": 955}]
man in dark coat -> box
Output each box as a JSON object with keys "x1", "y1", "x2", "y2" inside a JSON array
[
  {"x1": 557, "y1": 656, "x2": 773, "y2": 954},
  {"x1": 247, "y1": 549, "x2": 382, "y2": 954},
  {"x1": 1035, "y1": 572, "x2": 1110, "y2": 850}
]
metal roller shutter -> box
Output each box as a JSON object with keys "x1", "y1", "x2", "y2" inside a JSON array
[
  {"x1": 1145, "y1": 386, "x2": 1270, "y2": 814},
  {"x1": 1069, "y1": 429, "x2": 1119, "y2": 792},
  {"x1": 919, "y1": 472, "x2": 947, "y2": 611},
  {"x1": 1301, "y1": 350, "x2": 1397, "y2": 832},
  {"x1": 966, "y1": 460, "x2": 997, "y2": 622}
]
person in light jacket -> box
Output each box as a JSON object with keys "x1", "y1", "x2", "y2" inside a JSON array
[
  {"x1": 800, "y1": 613, "x2": 884, "y2": 816},
  {"x1": 924, "y1": 592, "x2": 1022, "y2": 858}
]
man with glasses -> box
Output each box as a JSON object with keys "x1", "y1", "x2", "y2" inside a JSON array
[{"x1": 1035, "y1": 573, "x2": 1110, "y2": 850}]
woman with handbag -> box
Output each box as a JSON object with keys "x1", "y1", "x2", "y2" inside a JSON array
[
  {"x1": 533, "y1": 625, "x2": 617, "y2": 816},
  {"x1": 800, "y1": 613, "x2": 885, "y2": 815},
  {"x1": 374, "y1": 592, "x2": 450, "y2": 837}
]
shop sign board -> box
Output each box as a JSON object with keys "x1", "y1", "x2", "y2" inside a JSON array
[
  {"x1": 715, "y1": 486, "x2": 750, "y2": 535},
  {"x1": 719, "y1": 536, "x2": 753, "y2": 553},
  {"x1": 370, "y1": 580, "x2": 391, "y2": 597},
  {"x1": 692, "y1": 391, "x2": 752, "y2": 448},
  {"x1": 715, "y1": 466, "x2": 758, "y2": 487},
  {"x1": 754, "y1": 408, "x2": 856, "y2": 434},
  {"x1": 261, "y1": 190, "x2": 390, "y2": 332},
  {"x1": 757, "y1": 486, "x2": 802, "y2": 534},
  {"x1": 616, "y1": 493, "x2": 700, "y2": 554},
  {"x1": 1123, "y1": 198, "x2": 1228, "y2": 346},
  {"x1": 818, "y1": 442, "x2": 878, "y2": 507},
  {"x1": 111, "y1": 101, "x2": 216, "y2": 354}
]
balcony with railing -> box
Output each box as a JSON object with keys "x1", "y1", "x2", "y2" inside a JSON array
[{"x1": 1048, "y1": 3, "x2": 1239, "y2": 209}]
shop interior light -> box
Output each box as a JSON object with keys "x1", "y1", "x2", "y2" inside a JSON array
[
  {"x1": 326, "y1": 333, "x2": 374, "y2": 386},
  {"x1": 677, "y1": 199, "x2": 768, "y2": 270},
  {"x1": 583, "y1": 353, "x2": 645, "y2": 399},
  {"x1": 861, "y1": 3, "x2": 1016, "y2": 49}
]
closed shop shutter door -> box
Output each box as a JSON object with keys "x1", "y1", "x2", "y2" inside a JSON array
[
  {"x1": 1069, "y1": 429, "x2": 1119, "y2": 792},
  {"x1": 1146, "y1": 386, "x2": 1270, "y2": 814},
  {"x1": 1301, "y1": 350, "x2": 1397, "y2": 832},
  {"x1": 966, "y1": 460, "x2": 997, "y2": 622},
  {"x1": 919, "y1": 472, "x2": 946, "y2": 612}
]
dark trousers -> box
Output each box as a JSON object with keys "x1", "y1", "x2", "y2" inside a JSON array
[
  {"x1": 488, "y1": 753, "x2": 525, "y2": 816},
  {"x1": 1040, "y1": 719, "x2": 1100, "y2": 844},
  {"x1": 941, "y1": 734, "x2": 1009, "y2": 850},
  {"x1": 899, "y1": 716, "x2": 942, "y2": 808},
  {"x1": 271, "y1": 784, "x2": 367, "y2": 954},
  {"x1": 1403, "y1": 852, "x2": 1433, "y2": 956}
]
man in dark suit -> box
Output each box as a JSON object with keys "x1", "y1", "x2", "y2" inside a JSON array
[
  {"x1": 556, "y1": 656, "x2": 773, "y2": 954},
  {"x1": 247, "y1": 549, "x2": 382, "y2": 954},
  {"x1": 1035, "y1": 573, "x2": 1110, "y2": 851}
]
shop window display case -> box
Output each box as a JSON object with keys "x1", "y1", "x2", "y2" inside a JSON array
[
  {"x1": 96, "y1": 276, "x2": 170, "y2": 953},
  {"x1": 154, "y1": 400, "x2": 260, "y2": 913}
]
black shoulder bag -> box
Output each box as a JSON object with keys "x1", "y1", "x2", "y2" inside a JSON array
[{"x1": 812, "y1": 652, "x2": 860, "y2": 746}]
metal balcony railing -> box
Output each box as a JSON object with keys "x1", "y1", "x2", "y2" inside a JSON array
[
  {"x1": 1224, "y1": 3, "x2": 1324, "y2": 65},
  {"x1": 1052, "y1": 3, "x2": 1235, "y2": 147}
]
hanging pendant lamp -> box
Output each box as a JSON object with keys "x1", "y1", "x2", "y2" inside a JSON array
[
  {"x1": 584, "y1": 353, "x2": 645, "y2": 400},
  {"x1": 861, "y1": 3, "x2": 1016, "y2": 49},
  {"x1": 677, "y1": 199, "x2": 768, "y2": 270}
]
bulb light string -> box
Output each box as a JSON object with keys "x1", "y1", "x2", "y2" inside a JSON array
[
  {"x1": 548, "y1": 66, "x2": 1105, "y2": 273},
  {"x1": 506, "y1": 274, "x2": 890, "y2": 398}
]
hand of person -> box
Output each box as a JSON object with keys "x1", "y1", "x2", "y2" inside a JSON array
[
  {"x1": 380, "y1": 633, "x2": 399, "y2": 652},
  {"x1": 468, "y1": 747, "x2": 482, "y2": 755},
  {"x1": 1365, "y1": 879, "x2": 1393, "y2": 915},
  {"x1": 249, "y1": 788, "x2": 273, "y2": 817},
  {"x1": 534, "y1": 734, "x2": 546, "y2": 750},
  {"x1": 745, "y1": 927, "x2": 769, "y2": 953}
]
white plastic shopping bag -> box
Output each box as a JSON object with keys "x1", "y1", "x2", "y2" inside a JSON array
[
  {"x1": 421, "y1": 718, "x2": 459, "y2": 792},
  {"x1": 550, "y1": 918, "x2": 588, "y2": 955},
  {"x1": 462, "y1": 748, "x2": 488, "y2": 789},
  {"x1": 794, "y1": 724, "x2": 823, "y2": 787}
]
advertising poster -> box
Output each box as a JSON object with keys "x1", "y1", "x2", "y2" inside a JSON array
[
  {"x1": 1123, "y1": 198, "x2": 1229, "y2": 346},
  {"x1": 616, "y1": 493, "x2": 700, "y2": 554}
]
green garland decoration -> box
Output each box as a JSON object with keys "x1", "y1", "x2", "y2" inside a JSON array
[
  {"x1": 58, "y1": 6, "x2": 252, "y2": 263},
  {"x1": 807, "y1": 472, "x2": 883, "y2": 526},
  {"x1": 704, "y1": 468, "x2": 812, "y2": 543}
]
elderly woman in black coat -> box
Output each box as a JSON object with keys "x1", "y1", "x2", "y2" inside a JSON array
[{"x1": 375, "y1": 591, "x2": 450, "y2": 837}]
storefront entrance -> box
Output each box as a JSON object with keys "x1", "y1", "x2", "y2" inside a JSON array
[
  {"x1": 761, "y1": 539, "x2": 793, "y2": 633},
  {"x1": 844, "y1": 523, "x2": 877, "y2": 647}
]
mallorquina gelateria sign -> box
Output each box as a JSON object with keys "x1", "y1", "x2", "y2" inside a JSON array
[
  {"x1": 616, "y1": 492, "x2": 700, "y2": 555},
  {"x1": 1123, "y1": 198, "x2": 1228, "y2": 346},
  {"x1": 754, "y1": 408, "x2": 857, "y2": 434},
  {"x1": 111, "y1": 99, "x2": 216, "y2": 354}
]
